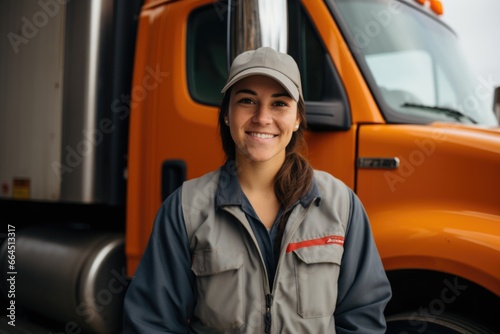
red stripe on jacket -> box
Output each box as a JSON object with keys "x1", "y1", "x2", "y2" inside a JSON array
[{"x1": 286, "y1": 235, "x2": 345, "y2": 253}]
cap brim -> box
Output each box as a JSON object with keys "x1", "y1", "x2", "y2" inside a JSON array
[{"x1": 221, "y1": 68, "x2": 300, "y2": 102}]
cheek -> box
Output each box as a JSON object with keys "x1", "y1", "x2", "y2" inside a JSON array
[
  {"x1": 228, "y1": 106, "x2": 241, "y2": 125},
  {"x1": 229, "y1": 108, "x2": 253, "y2": 131},
  {"x1": 229, "y1": 126, "x2": 239, "y2": 143},
  {"x1": 283, "y1": 115, "x2": 300, "y2": 132}
]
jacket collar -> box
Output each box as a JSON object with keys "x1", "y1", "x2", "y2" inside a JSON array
[{"x1": 215, "y1": 160, "x2": 321, "y2": 209}]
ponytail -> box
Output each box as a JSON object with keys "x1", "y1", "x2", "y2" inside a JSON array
[
  {"x1": 274, "y1": 99, "x2": 313, "y2": 210},
  {"x1": 272, "y1": 100, "x2": 313, "y2": 260}
]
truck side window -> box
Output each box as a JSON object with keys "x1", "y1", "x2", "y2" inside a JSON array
[
  {"x1": 288, "y1": 3, "x2": 327, "y2": 102},
  {"x1": 288, "y1": 2, "x2": 351, "y2": 130},
  {"x1": 187, "y1": 3, "x2": 345, "y2": 108},
  {"x1": 187, "y1": 5, "x2": 227, "y2": 106}
]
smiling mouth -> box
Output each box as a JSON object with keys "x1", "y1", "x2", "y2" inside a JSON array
[{"x1": 247, "y1": 132, "x2": 277, "y2": 139}]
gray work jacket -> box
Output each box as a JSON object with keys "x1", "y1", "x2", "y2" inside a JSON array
[{"x1": 123, "y1": 166, "x2": 392, "y2": 333}]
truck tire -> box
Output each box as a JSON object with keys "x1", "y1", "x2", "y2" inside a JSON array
[{"x1": 386, "y1": 312, "x2": 497, "y2": 334}]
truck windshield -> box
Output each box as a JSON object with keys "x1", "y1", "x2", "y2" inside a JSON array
[{"x1": 334, "y1": 0, "x2": 498, "y2": 126}]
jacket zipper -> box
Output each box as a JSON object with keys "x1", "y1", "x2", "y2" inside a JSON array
[
  {"x1": 222, "y1": 207, "x2": 275, "y2": 333},
  {"x1": 264, "y1": 201, "x2": 315, "y2": 334},
  {"x1": 265, "y1": 293, "x2": 273, "y2": 333},
  {"x1": 223, "y1": 203, "x2": 314, "y2": 333}
]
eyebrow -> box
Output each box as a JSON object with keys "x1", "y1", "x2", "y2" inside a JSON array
[{"x1": 235, "y1": 89, "x2": 291, "y2": 98}]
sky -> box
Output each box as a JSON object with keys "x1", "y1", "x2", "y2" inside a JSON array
[{"x1": 440, "y1": 0, "x2": 500, "y2": 105}]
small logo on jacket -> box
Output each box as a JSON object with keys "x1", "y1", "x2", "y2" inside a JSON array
[{"x1": 326, "y1": 236, "x2": 344, "y2": 245}]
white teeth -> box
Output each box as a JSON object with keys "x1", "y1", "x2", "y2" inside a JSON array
[{"x1": 250, "y1": 132, "x2": 275, "y2": 139}]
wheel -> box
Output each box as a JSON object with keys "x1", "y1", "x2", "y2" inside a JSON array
[{"x1": 385, "y1": 312, "x2": 497, "y2": 334}]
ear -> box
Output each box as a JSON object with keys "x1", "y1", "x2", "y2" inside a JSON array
[{"x1": 294, "y1": 112, "x2": 300, "y2": 131}]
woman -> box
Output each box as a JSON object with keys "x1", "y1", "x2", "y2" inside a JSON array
[{"x1": 123, "y1": 47, "x2": 392, "y2": 333}]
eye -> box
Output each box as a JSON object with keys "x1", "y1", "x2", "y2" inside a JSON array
[
  {"x1": 238, "y1": 98, "x2": 255, "y2": 104},
  {"x1": 273, "y1": 101, "x2": 288, "y2": 107}
]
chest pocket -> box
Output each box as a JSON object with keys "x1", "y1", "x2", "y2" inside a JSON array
[
  {"x1": 293, "y1": 244, "x2": 343, "y2": 318},
  {"x1": 191, "y1": 249, "x2": 245, "y2": 330}
]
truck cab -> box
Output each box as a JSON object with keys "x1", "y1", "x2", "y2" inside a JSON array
[
  {"x1": 127, "y1": 0, "x2": 500, "y2": 332},
  {"x1": 1, "y1": 0, "x2": 499, "y2": 333}
]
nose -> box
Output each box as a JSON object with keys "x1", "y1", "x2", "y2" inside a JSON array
[{"x1": 252, "y1": 104, "x2": 273, "y2": 125}]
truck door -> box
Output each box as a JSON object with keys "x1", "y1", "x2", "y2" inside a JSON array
[{"x1": 126, "y1": 0, "x2": 354, "y2": 275}]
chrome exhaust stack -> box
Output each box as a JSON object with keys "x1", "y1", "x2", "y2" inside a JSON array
[{"x1": 227, "y1": 0, "x2": 288, "y2": 63}]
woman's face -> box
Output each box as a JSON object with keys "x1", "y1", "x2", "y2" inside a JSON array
[{"x1": 227, "y1": 75, "x2": 299, "y2": 167}]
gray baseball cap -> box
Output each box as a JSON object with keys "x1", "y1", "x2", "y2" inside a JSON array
[{"x1": 221, "y1": 47, "x2": 303, "y2": 103}]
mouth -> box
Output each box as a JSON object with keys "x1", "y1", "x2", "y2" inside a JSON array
[{"x1": 246, "y1": 132, "x2": 278, "y2": 139}]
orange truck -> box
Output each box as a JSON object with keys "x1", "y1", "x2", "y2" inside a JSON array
[{"x1": 1, "y1": 0, "x2": 499, "y2": 333}]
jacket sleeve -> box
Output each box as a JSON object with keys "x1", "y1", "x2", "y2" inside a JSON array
[
  {"x1": 334, "y1": 190, "x2": 392, "y2": 333},
  {"x1": 122, "y1": 186, "x2": 195, "y2": 334}
]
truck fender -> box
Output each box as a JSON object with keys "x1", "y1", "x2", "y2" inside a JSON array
[{"x1": 371, "y1": 208, "x2": 500, "y2": 296}]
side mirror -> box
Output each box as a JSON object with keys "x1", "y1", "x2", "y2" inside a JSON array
[{"x1": 494, "y1": 86, "x2": 500, "y2": 124}]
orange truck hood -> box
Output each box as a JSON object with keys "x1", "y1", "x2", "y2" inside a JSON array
[
  {"x1": 357, "y1": 122, "x2": 500, "y2": 295},
  {"x1": 357, "y1": 121, "x2": 500, "y2": 211}
]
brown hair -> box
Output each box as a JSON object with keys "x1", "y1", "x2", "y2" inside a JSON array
[{"x1": 218, "y1": 88, "x2": 313, "y2": 254}]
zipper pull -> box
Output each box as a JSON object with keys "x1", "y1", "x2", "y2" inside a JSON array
[{"x1": 265, "y1": 293, "x2": 273, "y2": 333}]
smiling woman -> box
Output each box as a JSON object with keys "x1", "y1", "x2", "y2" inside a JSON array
[
  {"x1": 226, "y1": 76, "x2": 299, "y2": 168},
  {"x1": 218, "y1": 48, "x2": 310, "y2": 231},
  {"x1": 122, "y1": 47, "x2": 392, "y2": 334},
  {"x1": 223, "y1": 75, "x2": 301, "y2": 229}
]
